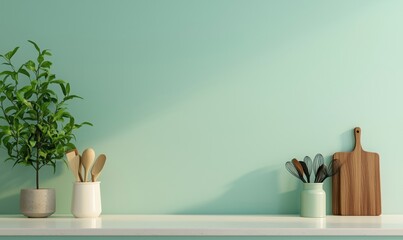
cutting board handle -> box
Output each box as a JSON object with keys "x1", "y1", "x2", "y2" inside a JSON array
[{"x1": 353, "y1": 127, "x2": 362, "y2": 151}]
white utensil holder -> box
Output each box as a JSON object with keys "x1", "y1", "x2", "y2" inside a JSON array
[
  {"x1": 71, "y1": 182, "x2": 102, "y2": 218},
  {"x1": 300, "y1": 183, "x2": 326, "y2": 218}
]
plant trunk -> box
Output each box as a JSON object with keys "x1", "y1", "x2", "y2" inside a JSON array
[
  {"x1": 36, "y1": 161, "x2": 39, "y2": 189},
  {"x1": 35, "y1": 129, "x2": 40, "y2": 189},
  {"x1": 36, "y1": 143, "x2": 40, "y2": 189}
]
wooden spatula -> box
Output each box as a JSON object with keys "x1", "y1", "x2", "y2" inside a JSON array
[
  {"x1": 67, "y1": 155, "x2": 81, "y2": 182},
  {"x1": 65, "y1": 149, "x2": 77, "y2": 161}
]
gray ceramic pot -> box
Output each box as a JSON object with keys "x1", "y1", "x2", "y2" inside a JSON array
[{"x1": 20, "y1": 188, "x2": 56, "y2": 218}]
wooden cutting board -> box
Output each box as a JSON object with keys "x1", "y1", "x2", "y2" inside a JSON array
[{"x1": 332, "y1": 127, "x2": 381, "y2": 216}]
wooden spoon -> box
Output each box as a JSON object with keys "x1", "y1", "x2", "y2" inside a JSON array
[
  {"x1": 91, "y1": 154, "x2": 107, "y2": 182},
  {"x1": 67, "y1": 155, "x2": 81, "y2": 182},
  {"x1": 81, "y1": 148, "x2": 95, "y2": 182}
]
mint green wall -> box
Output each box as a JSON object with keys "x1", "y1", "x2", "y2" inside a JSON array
[{"x1": 1, "y1": 0, "x2": 403, "y2": 216}]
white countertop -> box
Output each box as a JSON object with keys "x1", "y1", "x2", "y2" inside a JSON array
[{"x1": 0, "y1": 214, "x2": 402, "y2": 236}]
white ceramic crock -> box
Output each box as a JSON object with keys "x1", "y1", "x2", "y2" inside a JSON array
[
  {"x1": 71, "y1": 182, "x2": 102, "y2": 218},
  {"x1": 300, "y1": 183, "x2": 326, "y2": 218}
]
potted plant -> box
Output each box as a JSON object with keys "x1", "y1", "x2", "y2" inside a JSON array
[{"x1": 0, "y1": 40, "x2": 92, "y2": 217}]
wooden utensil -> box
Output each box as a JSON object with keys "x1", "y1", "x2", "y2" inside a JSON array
[
  {"x1": 67, "y1": 155, "x2": 81, "y2": 182},
  {"x1": 332, "y1": 127, "x2": 381, "y2": 216},
  {"x1": 78, "y1": 155, "x2": 84, "y2": 182},
  {"x1": 65, "y1": 149, "x2": 77, "y2": 161},
  {"x1": 81, "y1": 148, "x2": 96, "y2": 182},
  {"x1": 299, "y1": 161, "x2": 310, "y2": 183},
  {"x1": 91, "y1": 154, "x2": 106, "y2": 182},
  {"x1": 292, "y1": 158, "x2": 306, "y2": 183},
  {"x1": 66, "y1": 149, "x2": 83, "y2": 182}
]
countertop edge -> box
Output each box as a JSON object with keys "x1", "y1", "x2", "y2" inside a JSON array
[{"x1": 0, "y1": 214, "x2": 402, "y2": 236}]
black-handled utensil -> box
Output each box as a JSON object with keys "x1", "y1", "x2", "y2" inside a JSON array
[{"x1": 299, "y1": 161, "x2": 310, "y2": 183}]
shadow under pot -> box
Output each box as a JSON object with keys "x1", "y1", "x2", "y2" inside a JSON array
[{"x1": 20, "y1": 188, "x2": 56, "y2": 218}]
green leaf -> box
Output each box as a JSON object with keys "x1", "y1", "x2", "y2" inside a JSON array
[
  {"x1": 0, "y1": 126, "x2": 12, "y2": 135},
  {"x1": 60, "y1": 83, "x2": 67, "y2": 96},
  {"x1": 42, "y1": 49, "x2": 52, "y2": 56},
  {"x1": 63, "y1": 95, "x2": 82, "y2": 101},
  {"x1": 18, "y1": 68, "x2": 30, "y2": 78},
  {"x1": 28, "y1": 40, "x2": 40, "y2": 53},
  {"x1": 25, "y1": 60, "x2": 36, "y2": 71},
  {"x1": 75, "y1": 121, "x2": 93, "y2": 128},
  {"x1": 66, "y1": 83, "x2": 70, "y2": 95},
  {"x1": 40, "y1": 61, "x2": 52, "y2": 69},
  {"x1": 50, "y1": 79, "x2": 65, "y2": 84},
  {"x1": 1, "y1": 74, "x2": 10, "y2": 82},
  {"x1": 37, "y1": 54, "x2": 44, "y2": 64},
  {"x1": 4, "y1": 47, "x2": 19, "y2": 60},
  {"x1": 29, "y1": 140, "x2": 36, "y2": 147},
  {"x1": 14, "y1": 105, "x2": 28, "y2": 118},
  {"x1": 61, "y1": 111, "x2": 72, "y2": 118},
  {"x1": 45, "y1": 89, "x2": 57, "y2": 97},
  {"x1": 5, "y1": 105, "x2": 17, "y2": 114},
  {"x1": 0, "y1": 70, "x2": 14, "y2": 76},
  {"x1": 65, "y1": 143, "x2": 76, "y2": 151},
  {"x1": 37, "y1": 72, "x2": 48, "y2": 79},
  {"x1": 23, "y1": 88, "x2": 34, "y2": 99},
  {"x1": 39, "y1": 150, "x2": 47, "y2": 158},
  {"x1": 53, "y1": 109, "x2": 65, "y2": 121},
  {"x1": 48, "y1": 74, "x2": 56, "y2": 81},
  {"x1": 5, "y1": 88, "x2": 15, "y2": 100},
  {"x1": 16, "y1": 90, "x2": 32, "y2": 108},
  {"x1": 10, "y1": 71, "x2": 18, "y2": 81},
  {"x1": 30, "y1": 80, "x2": 38, "y2": 89},
  {"x1": 18, "y1": 85, "x2": 33, "y2": 94}
]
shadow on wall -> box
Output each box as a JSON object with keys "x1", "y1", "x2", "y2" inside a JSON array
[
  {"x1": 177, "y1": 167, "x2": 301, "y2": 215},
  {"x1": 0, "y1": 162, "x2": 31, "y2": 214},
  {"x1": 338, "y1": 128, "x2": 356, "y2": 152}
]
